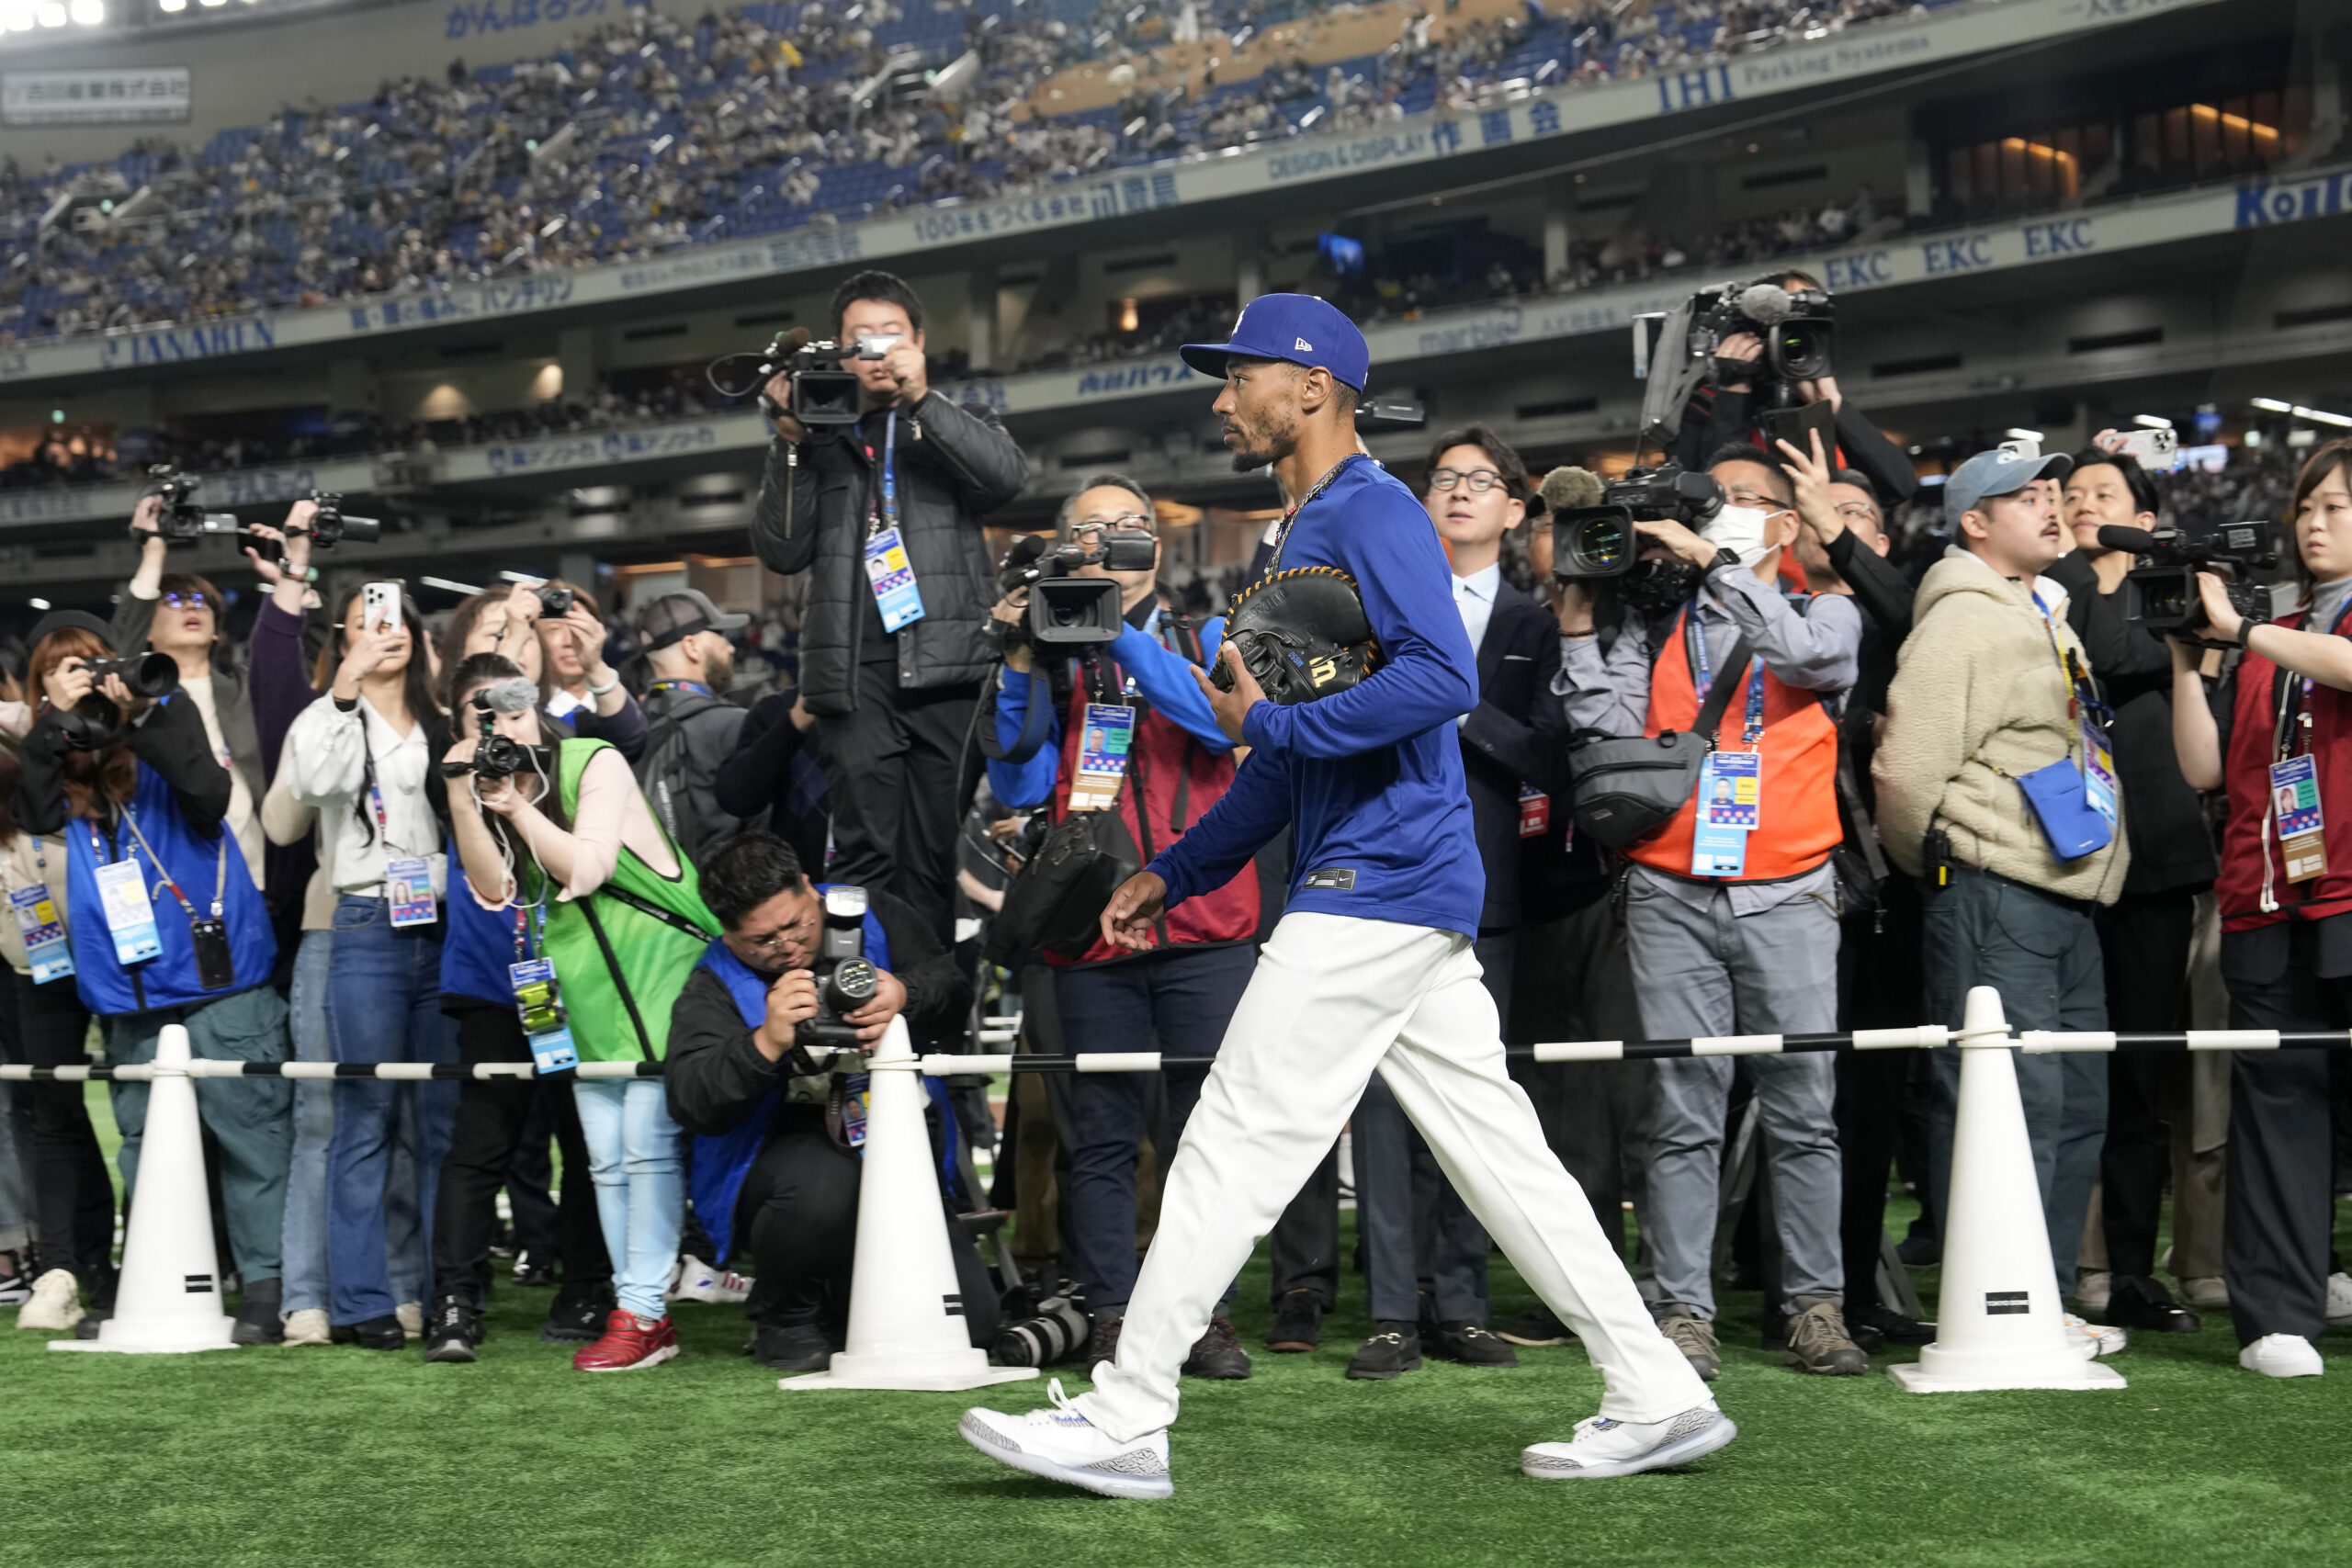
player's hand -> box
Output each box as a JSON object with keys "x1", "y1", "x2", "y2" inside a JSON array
[
  {"x1": 1101, "y1": 871, "x2": 1168, "y2": 953},
  {"x1": 1195, "y1": 642, "x2": 1264, "y2": 743},
  {"x1": 842, "y1": 968, "x2": 909, "y2": 1043},
  {"x1": 754, "y1": 969, "x2": 822, "y2": 1061}
]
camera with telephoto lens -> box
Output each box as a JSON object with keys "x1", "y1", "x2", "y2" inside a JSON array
[
  {"x1": 992, "y1": 528, "x2": 1159, "y2": 649},
  {"x1": 992, "y1": 1292, "x2": 1091, "y2": 1368},
  {"x1": 296, "y1": 492, "x2": 381, "y2": 547},
  {"x1": 1687, "y1": 276, "x2": 1836, "y2": 405},
  {"x1": 794, "y1": 886, "x2": 881, "y2": 1054},
  {"x1": 2103, "y1": 522, "x2": 2278, "y2": 637},
  {"x1": 139, "y1": 466, "x2": 244, "y2": 544},
  {"x1": 53, "y1": 650, "x2": 180, "y2": 750},
  {"x1": 85, "y1": 651, "x2": 179, "y2": 702},
  {"x1": 705, "y1": 332, "x2": 901, "y2": 426}
]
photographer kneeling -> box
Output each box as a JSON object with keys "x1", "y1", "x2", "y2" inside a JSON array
[{"x1": 664, "y1": 831, "x2": 986, "y2": 1373}]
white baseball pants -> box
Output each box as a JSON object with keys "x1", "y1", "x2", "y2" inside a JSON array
[{"x1": 1076, "y1": 912, "x2": 1713, "y2": 1441}]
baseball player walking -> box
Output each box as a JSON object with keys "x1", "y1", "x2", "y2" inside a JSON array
[{"x1": 960, "y1": 297, "x2": 1733, "y2": 1497}]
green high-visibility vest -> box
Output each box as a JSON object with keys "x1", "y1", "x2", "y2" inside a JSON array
[{"x1": 529, "y1": 738, "x2": 720, "y2": 1063}]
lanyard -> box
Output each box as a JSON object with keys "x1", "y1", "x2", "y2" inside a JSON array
[
  {"x1": 1686, "y1": 607, "x2": 1766, "y2": 748},
  {"x1": 367, "y1": 783, "x2": 413, "y2": 862},
  {"x1": 511, "y1": 902, "x2": 548, "y2": 963},
  {"x1": 2028, "y1": 589, "x2": 2106, "y2": 741},
  {"x1": 1263, "y1": 453, "x2": 1363, "y2": 575},
  {"x1": 648, "y1": 680, "x2": 714, "y2": 701},
  {"x1": 2267, "y1": 597, "x2": 2352, "y2": 762},
  {"x1": 865, "y1": 411, "x2": 899, "y2": 537},
  {"x1": 108, "y1": 805, "x2": 229, "y2": 920}
]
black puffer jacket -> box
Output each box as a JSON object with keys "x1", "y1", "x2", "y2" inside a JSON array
[{"x1": 749, "y1": 392, "x2": 1028, "y2": 715}]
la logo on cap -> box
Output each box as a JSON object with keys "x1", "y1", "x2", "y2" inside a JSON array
[{"x1": 1295, "y1": 337, "x2": 1313, "y2": 351}]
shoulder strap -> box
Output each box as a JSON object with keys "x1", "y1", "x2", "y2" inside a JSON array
[{"x1": 1690, "y1": 631, "x2": 1756, "y2": 743}]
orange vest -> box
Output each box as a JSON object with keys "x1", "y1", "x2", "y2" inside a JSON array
[{"x1": 1627, "y1": 610, "x2": 1842, "y2": 883}]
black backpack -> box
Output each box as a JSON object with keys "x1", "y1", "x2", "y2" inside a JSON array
[{"x1": 634, "y1": 691, "x2": 729, "y2": 853}]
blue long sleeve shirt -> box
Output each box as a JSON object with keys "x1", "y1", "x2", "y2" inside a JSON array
[
  {"x1": 988, "y1": 607, "x2": 1229, "y2": 810},
  {"x1": 1152, "y1": 457, "x2": 1485, "y2": 938}
]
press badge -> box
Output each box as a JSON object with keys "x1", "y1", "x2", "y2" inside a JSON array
[
  {"x1": 2084, "y1": 719, "x2": 2120, "y2": 827},
  {"x1": 9, "y1": 886, "x2": 74, "y2": 984},
  {"x1": 1068, "y1": 704, "x2": 1136, "y2": 813},
  {"x1": 1690, "y1": 752, "x2": 1760, "y2": 878},
  {"x1": 386, "y1": 857, "x2": 438, "y2": 929},
  {"x1": 2271, "y1": 755, "x2": 2326, "y2": 882},
  {"x1": 1517, "y1": 784, "x2": 1550, "y2": 839},
  {"x1": 862, "y1": 526, "x2": 926, "y2": 634},
  {"x1": 509, "y1": 956, "x2": 579, "y2": 1074},
  {"x1": 841, "y1": 1071, "x2": 870, "y2": 1149},
  {"x1": 92, "y1": 858, "x2": 163, "y2": 966}
]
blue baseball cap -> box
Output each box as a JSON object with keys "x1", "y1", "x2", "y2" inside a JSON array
[
  {"x1": 1181, "y1": 293, "x2": 1369, "y2": 391},
  {"x1": 1944, "y1": 446, "x2": 2073, "y2": 526}
]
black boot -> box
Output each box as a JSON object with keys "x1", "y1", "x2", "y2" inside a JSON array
[{"x1": 232, "y1": 1277, "x2": 285, "y2": 1346}]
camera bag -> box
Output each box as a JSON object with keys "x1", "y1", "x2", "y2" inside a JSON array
[{"x1": 1565, "y1": 631, "x2": 1754, "y2": 852}]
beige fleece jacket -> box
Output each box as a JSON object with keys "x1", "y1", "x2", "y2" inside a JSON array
[{"x1": 1873, "y1": 546, "x2": 2129, "y2": 904}]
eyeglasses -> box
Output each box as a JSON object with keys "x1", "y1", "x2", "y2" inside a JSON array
[
  {"x1": 160, "y1": 592, "x2": 214, "y2": 611},
  {"x1": 1429, "y1": 468, "x2": 1506, "y2": 493},
  {"x1": 1831, "y1": 502, "x2": 1881, "y2": 524},
  {"x1": 739, "y1": 920, "x2": 812, "y2": 953},
  {"x1": 1724, "y1": 489, "x2": 1792, "y2": 513},
  {"x1": 1071, "y1": 515, "x2": 1154, "y2": 536}
]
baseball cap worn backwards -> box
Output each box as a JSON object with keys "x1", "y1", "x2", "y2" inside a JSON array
[
  {"x1": 1181, "y1": 293, "x2": 1369, "y2": 391},
  {"x1": 1945, "y1": 446, "x2": 2074, "y2": 526},
  {"x1": 637, "y1": 588, "x2": 749, "y2": 651}
]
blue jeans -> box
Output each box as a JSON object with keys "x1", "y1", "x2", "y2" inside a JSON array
[
  {"x1": 1050, "y1": 943, "x2": 1255, "y2": 1319},
  {"x1": 281, "y1": 929, "x2": 334, "y2": 1314},
  {"x1": 102, "y1": 986, "x2": 294, "y2": 1283},
  {"x1": 324, "y1": 897, "x2": 457, "y2": 1325},
  {"x1": 572, "y1": 1077, "x2": 683, "y2": 1323},
  {"x1": 1921, "y1": 867, "x2": 2108, "y2": 1292}
]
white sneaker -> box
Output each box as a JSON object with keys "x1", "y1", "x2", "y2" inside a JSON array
[
  {"x1": 2325, "y1": 1272, "x2": 2352, "y2": 1330},
  {"x1": 16, "y1": 1269, "x2": 84, "y2": 1331},
  {"x1": 2239, "y1": 1333, "x2": 2324, "y2": 1379},
  {"x1": 2063, "y1": 1313, "x2": 2127, "y2": 1359},
  {"x1": 281, "y1": 1308, "x2": 333, "y2": 1347},
  {"x1": 669, "y1": 1255, "x2": 752, "y2": 1305},
  {"x1": 960, "y1": 1378, "x2": 1173, "y2": 1500},
  {"x1": 1521, "y1": 1404, "x2": 1736, "y2": 1480},
  {"x1": 395, "y1": 1301, "x2": 424, "y2": 1337}
]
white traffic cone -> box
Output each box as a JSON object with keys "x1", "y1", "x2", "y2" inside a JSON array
[
  {"x1": 778, "y1": 1017, "x2": 1036, "y2": 1393},
  {"x1": 52, "y1": 1024, "x2": 238, "y2": 1356},
  {"x1": 1888, "y1": 986, "x2": 2123, "y2": 1393}
]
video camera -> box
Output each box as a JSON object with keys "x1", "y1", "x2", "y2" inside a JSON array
[
  {"x1": 2102, "y1": 523, "x2": 2278, "y2": 637},
  {"x1": 1546, "y1": 462, "x2": 1720, "y2": 616},
  {"x1": 139, "y1": 467, "x2": 243, "y2": 544},
  {"x1": 794, "y1": 886, "x2": 882, "y2": 1055},
  {"x1": 706, "y1": 332, "x2": 901, "y2": 426},
  {"x1": 1634, "y1": 276, "x2": 1836, "y2": 445},
  {"x1": 993, "y1": 529, "x2": 1159, "y2": 649}
]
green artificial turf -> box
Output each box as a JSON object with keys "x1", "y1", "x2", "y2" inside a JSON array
[{"x1": 6, "y1": 1091, "x2": 2349, "y2": 1568}]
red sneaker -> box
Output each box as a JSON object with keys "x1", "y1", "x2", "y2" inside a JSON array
[{"x1": 572, "y1": 1309, "x2": 680, "y2": 1372}]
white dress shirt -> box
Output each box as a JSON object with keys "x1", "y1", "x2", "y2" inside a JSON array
[
  {"x1": 284, "y1": 693, "x2": 447, "y2": 898},
  {"x1": 1452, "y1": 562, "x2": 1501, "y2": 728}
]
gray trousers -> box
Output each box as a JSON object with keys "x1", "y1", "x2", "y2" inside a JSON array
[
  {"x1": 1920, "y1": 867, "x2": 2108, "y2": 1293},
  {"x1": 1625, "y1": 869, "x2": 1843, "y2": 1317},
  {"x1": 1351, "y1": 933, "x2": 1513, "y2": 1324}
]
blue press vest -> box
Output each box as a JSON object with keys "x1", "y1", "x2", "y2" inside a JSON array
[
  {"x1": 438, "y1": 844, "x2": 520, "y2": 1007},
  {"x1": 62, "y1": 758, "x2": 277, "y2": 1017},
  {"x1": 688, "y1": 887, "x2": 890, "y2": 1263}
]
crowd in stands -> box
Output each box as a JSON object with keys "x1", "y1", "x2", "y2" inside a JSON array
[{"x1": 1, "y1": 0, "x2": 1962, "y2": 344}]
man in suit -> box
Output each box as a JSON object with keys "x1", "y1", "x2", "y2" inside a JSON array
[{"x1": 1341, "y1": 423, "x2": 1562, "y2": 1379}]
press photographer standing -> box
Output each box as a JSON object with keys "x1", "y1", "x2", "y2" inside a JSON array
[{"x1": 751, "y1": 269, "x2": 1029, "y2": 942}]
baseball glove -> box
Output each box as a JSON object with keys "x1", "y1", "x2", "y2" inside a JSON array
[{"x1": 1212, "y1": 566, "x2": 1382, "y2": 705}]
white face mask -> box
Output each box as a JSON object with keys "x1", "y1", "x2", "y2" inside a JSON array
[{"x1": 1702, "y1": 503, "x2": 1780, "y2": 567}]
